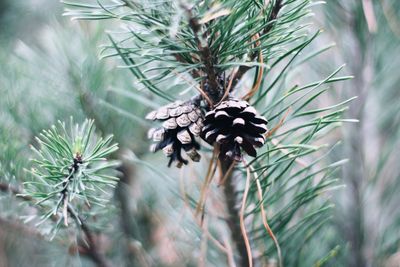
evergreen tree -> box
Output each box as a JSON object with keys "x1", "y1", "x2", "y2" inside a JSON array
[{"x1": 7, "y1": 0, "x2": 395, "y2": 266}]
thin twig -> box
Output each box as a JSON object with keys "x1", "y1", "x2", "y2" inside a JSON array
[
  {"x1": 68, "y1": 204, "x2": 111, "y2": 267},
  {"x1": 242, "y1": 34, "x2": 264, "y2": 101},
  {"x1": 218, "y1": 160, "x2": 236, "y2": 186},
  {"x1": 199, "y1": 217, "x2": 209, "y2": 267},
  {"x1": 63, "y1": 194, "x2": 69, "y2": 226},
  {"x1": 241, "y1": 162, "x2": 253, "y2": 267},
  {"x1": 222, "y1": 231, "x2": 237, "y2": 267},
  {"x1": 361, "y1": 0, "x2": 377, "y2": 33},
  {"x1": 230, "y1": 0, "x2": 283, "y2": 91},
  {"x1": 59, "y1": 155, "x2": 82, "y2": 226}
]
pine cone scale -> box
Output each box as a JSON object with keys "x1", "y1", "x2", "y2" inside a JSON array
[
  {"x1": 201, "y1": 98, "x2": 268, "y2": 161},
  {"x1": 146, "y1": 100, "x2": 204, "y2": 168}
]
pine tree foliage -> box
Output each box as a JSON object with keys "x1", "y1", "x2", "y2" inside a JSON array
[
  {"x1": 63, "y1": 0, "x2": 332, "y2": 102},
  {"x1": 2, "y1": 0, "x2": 400, "y2": 266},
  {"x1": 24, "y1": 119, "x2": 119, "y2": 233},
  {"x1": 0, "y1": 21, "x2": 150, "y2": 266},
  {"x1": 62, "y1": 0, "x2": 353, "y2": 266}
]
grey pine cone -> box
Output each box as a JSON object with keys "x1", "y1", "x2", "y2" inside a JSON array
[
  {"x1": 201, "y1": 99, "x2": 268, "y2": 161},
  {"x1": 146, "y1": 100, "x2": 204, "y2": 168}
]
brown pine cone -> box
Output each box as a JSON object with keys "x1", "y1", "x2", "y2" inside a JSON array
[
  {"x1": 146, "y1": 100, "x2": 204, "y2": 168},
  {"x1": 201, "y1": 99, "x2": 268, "y2": 161}
]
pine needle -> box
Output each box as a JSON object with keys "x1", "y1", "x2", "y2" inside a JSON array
[
  {"x1": 196, "y1": 147, "x2": 218, "y2": 216},
  {"x1": 199, "y1": 217, "x2": 209, "y2": 267},
  {"x1": 218, "y1": 160, "x2": 236, "y2": 186},
  {"x1": 249, "y1": 163, "x2": 283, "y2": 267},
  {"x1": 171, "y1": 69, "x2": 214, "y2": 107},
  {"x1": 222, "y1": 232, "x2": 238, "y2": 267},
  {"x1": 242, "y1": 33, "x2": 264, "y2": 101},
  {"x1": 241, "y1": 161, "x2": 254, "y2": 267},
  {"x1": 265, "y1": 107, "x2": 291, "y2": 139},
  {"x1": 179, "y1": 167, "x2": 228, "y2": 253}
]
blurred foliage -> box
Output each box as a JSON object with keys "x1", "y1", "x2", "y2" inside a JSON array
[
  {"x1": 0, "y1": 0, "x2": 60, "y2": 42},
  {"x1": 315, "y1": 1, "x2": 400, "y2": 267}
]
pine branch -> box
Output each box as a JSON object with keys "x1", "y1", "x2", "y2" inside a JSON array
[
  {"x1": 215, "y1": 2, "x2": 283, "y2": 264},
  {"x1": 67, "y1": 204, "x2": 112, "y2": 267},
  {"x1": 230, "y1": 0, "x2": 283, "y2": 91},
  {"x1": 0, "y1": 180, "x2": 111, "y2": 267},
  {"x1": 174, "y1": 53, "x2": 201, "y2": 79},
  {"x1": 0, "y1": 120, "x2": 120, "y2": 266},
  {"x1": 76, "y1": 84, "x2": 151, "y2": 266},
  {"x1": 57, "y1": 155, "x2": 82, "y2": 226},
  {"x1": 263, "y1": 0, "x2": 284, "y2": 36},
  {"x1": 25, "y1": 119, "x2": 119, "y2": 226},
  {"x1": 184, "y1": 6, "x2": 219, "y2": 101}
]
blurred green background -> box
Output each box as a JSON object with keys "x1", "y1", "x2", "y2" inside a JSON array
[{"x1": 1, "y1": 1, "x2": 400, "y2": 267}]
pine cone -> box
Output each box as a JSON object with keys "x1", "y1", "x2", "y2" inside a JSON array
[
  {"x1": 146, "y1": 100, "x2": 204, "y2": 168},
  {"x1": 202, "y1": 99, "x2": 268, "y2": 161}
]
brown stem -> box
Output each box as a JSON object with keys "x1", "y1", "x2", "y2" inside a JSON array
[
  {"x1": 262, "y1": 0, "x2": 283, "y2": 36},
  {"x1": 67, "y1": 205, "x2": 112, "y2": 267},
  {"x1": 221, "y1": 160, "x2": 252, "y2": 267},
  {"x1": 184, "y1": 6, "x2": 220, "y2": 101}
]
